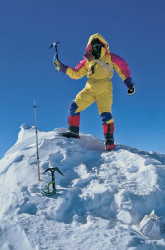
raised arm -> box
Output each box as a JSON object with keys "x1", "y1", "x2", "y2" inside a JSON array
[{"x1": 54, "y1": 59, "x2": 87, "y2": 80}]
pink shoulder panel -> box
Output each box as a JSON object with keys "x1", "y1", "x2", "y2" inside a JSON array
[
  {"x1": 75, "y1": 59, "x2": 86, "y2": 71},
  {"x1": 110, "y1": 53, "x2": 131, "y2": 79}
]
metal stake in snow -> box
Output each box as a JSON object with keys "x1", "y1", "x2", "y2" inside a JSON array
[{"x1": 32, "y1": 100, "x2": 41, "y2": 181}]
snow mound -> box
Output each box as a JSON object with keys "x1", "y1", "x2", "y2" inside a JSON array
[{"x1": 0, "y1": 125, "x2": 165, "y2": 250}]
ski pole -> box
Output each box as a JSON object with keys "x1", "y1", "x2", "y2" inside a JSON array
[{"x1": 32, "y1": 100, "x2": 41, "y2": 181}]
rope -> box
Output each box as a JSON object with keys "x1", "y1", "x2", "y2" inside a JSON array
[
  {"x1": 87, "y1": 51, "x2": 114, "y2": 78},
  {"x1": 93, "y1": 59, "x2": 114, "y2": 78}
]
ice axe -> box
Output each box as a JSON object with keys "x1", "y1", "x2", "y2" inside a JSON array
[
  {"x1": 41, "y1": 167, "x2": 64, "y2": 196},
  {"x1": 49, "y1": 41, "x2": 60, "y2": 61}
]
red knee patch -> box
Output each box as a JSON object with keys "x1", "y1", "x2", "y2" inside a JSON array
[
  {"x1": 103, "y1": 123, "x2": 114, "y2": 134},
  {"x1": 68, "y1": 115, "x2": 80, "y2": 127}
]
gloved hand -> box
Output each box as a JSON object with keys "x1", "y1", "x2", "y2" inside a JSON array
[
  {"x1": 124, "y1": 77, "x2": 135, "y2": 95},
  {"x1": 54, "y1": 60, "x2": 68, "y2": 74},
  {"x1": 128, "y1": 85, "x2": 135, "y2": 95}
]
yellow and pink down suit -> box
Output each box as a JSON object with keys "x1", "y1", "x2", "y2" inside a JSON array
[{"x1": 59, "y1": 33, "x2": 132, "y2": 143}]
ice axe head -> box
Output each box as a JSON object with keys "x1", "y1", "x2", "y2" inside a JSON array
[
  {"x1": 43, "y1": 167, "x2": 64, "y2": 176},
  {"x1": 49, "y1": 41, "x2": 60, "y2": 50}
]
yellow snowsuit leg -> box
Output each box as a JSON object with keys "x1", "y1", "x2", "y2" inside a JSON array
[{"x1": 74, "y1": 79, "x2": 113, "y2": 123}]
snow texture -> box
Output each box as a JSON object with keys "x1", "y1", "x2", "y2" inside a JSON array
[{"x1": 0, "y1": 124, "x2": 165, "y2": 250}]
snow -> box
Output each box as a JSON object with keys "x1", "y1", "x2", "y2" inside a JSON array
[{"x1": 0, "y1": 124, "x2": 165, "y2": 250}]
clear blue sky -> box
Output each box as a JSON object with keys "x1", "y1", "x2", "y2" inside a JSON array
[{"x1": 0, "y1": 0, "x2": 165, "y2": 158}]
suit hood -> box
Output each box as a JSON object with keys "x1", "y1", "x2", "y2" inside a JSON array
[{"x1": 84, "y1": 33, "x2": 110, "y2": 61}]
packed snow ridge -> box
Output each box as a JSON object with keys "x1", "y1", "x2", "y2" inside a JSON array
[{"x1": 0, "y1": 124, "x2": 165, "y2": 250}]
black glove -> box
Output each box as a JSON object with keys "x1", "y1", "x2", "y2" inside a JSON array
[
  {"x1": 124, "y1": 77, "x2": 135, "y2": 95},
  {"x1": 128, "y1": 85, "x2": 135, "y2": 95}
]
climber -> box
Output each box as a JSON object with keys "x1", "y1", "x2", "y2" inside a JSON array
[{"x1": 54, "y1": 33, "x2": 135, "y2": 151}]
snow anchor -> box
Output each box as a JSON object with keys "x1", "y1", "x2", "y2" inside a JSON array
[{"x1": 41, "y1": 167, "x2": 64, "y2": 196}]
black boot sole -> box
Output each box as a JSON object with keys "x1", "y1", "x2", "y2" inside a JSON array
[{"x1": 59, "y1": 132, "x2": 80, "y2": 139}]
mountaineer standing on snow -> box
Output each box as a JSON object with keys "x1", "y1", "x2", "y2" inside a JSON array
[{"x1": 54, "y1": 33, "x2": 135, "y2": 151}]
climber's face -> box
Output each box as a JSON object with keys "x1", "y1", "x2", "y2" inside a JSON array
[{"x1": 91, "y1": 38, "x2": 104, "y2": 59}]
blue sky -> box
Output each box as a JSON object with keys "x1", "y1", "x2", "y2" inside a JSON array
[{"x1": 0, "y1": 0, "x2": 165, "y2": 158}]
